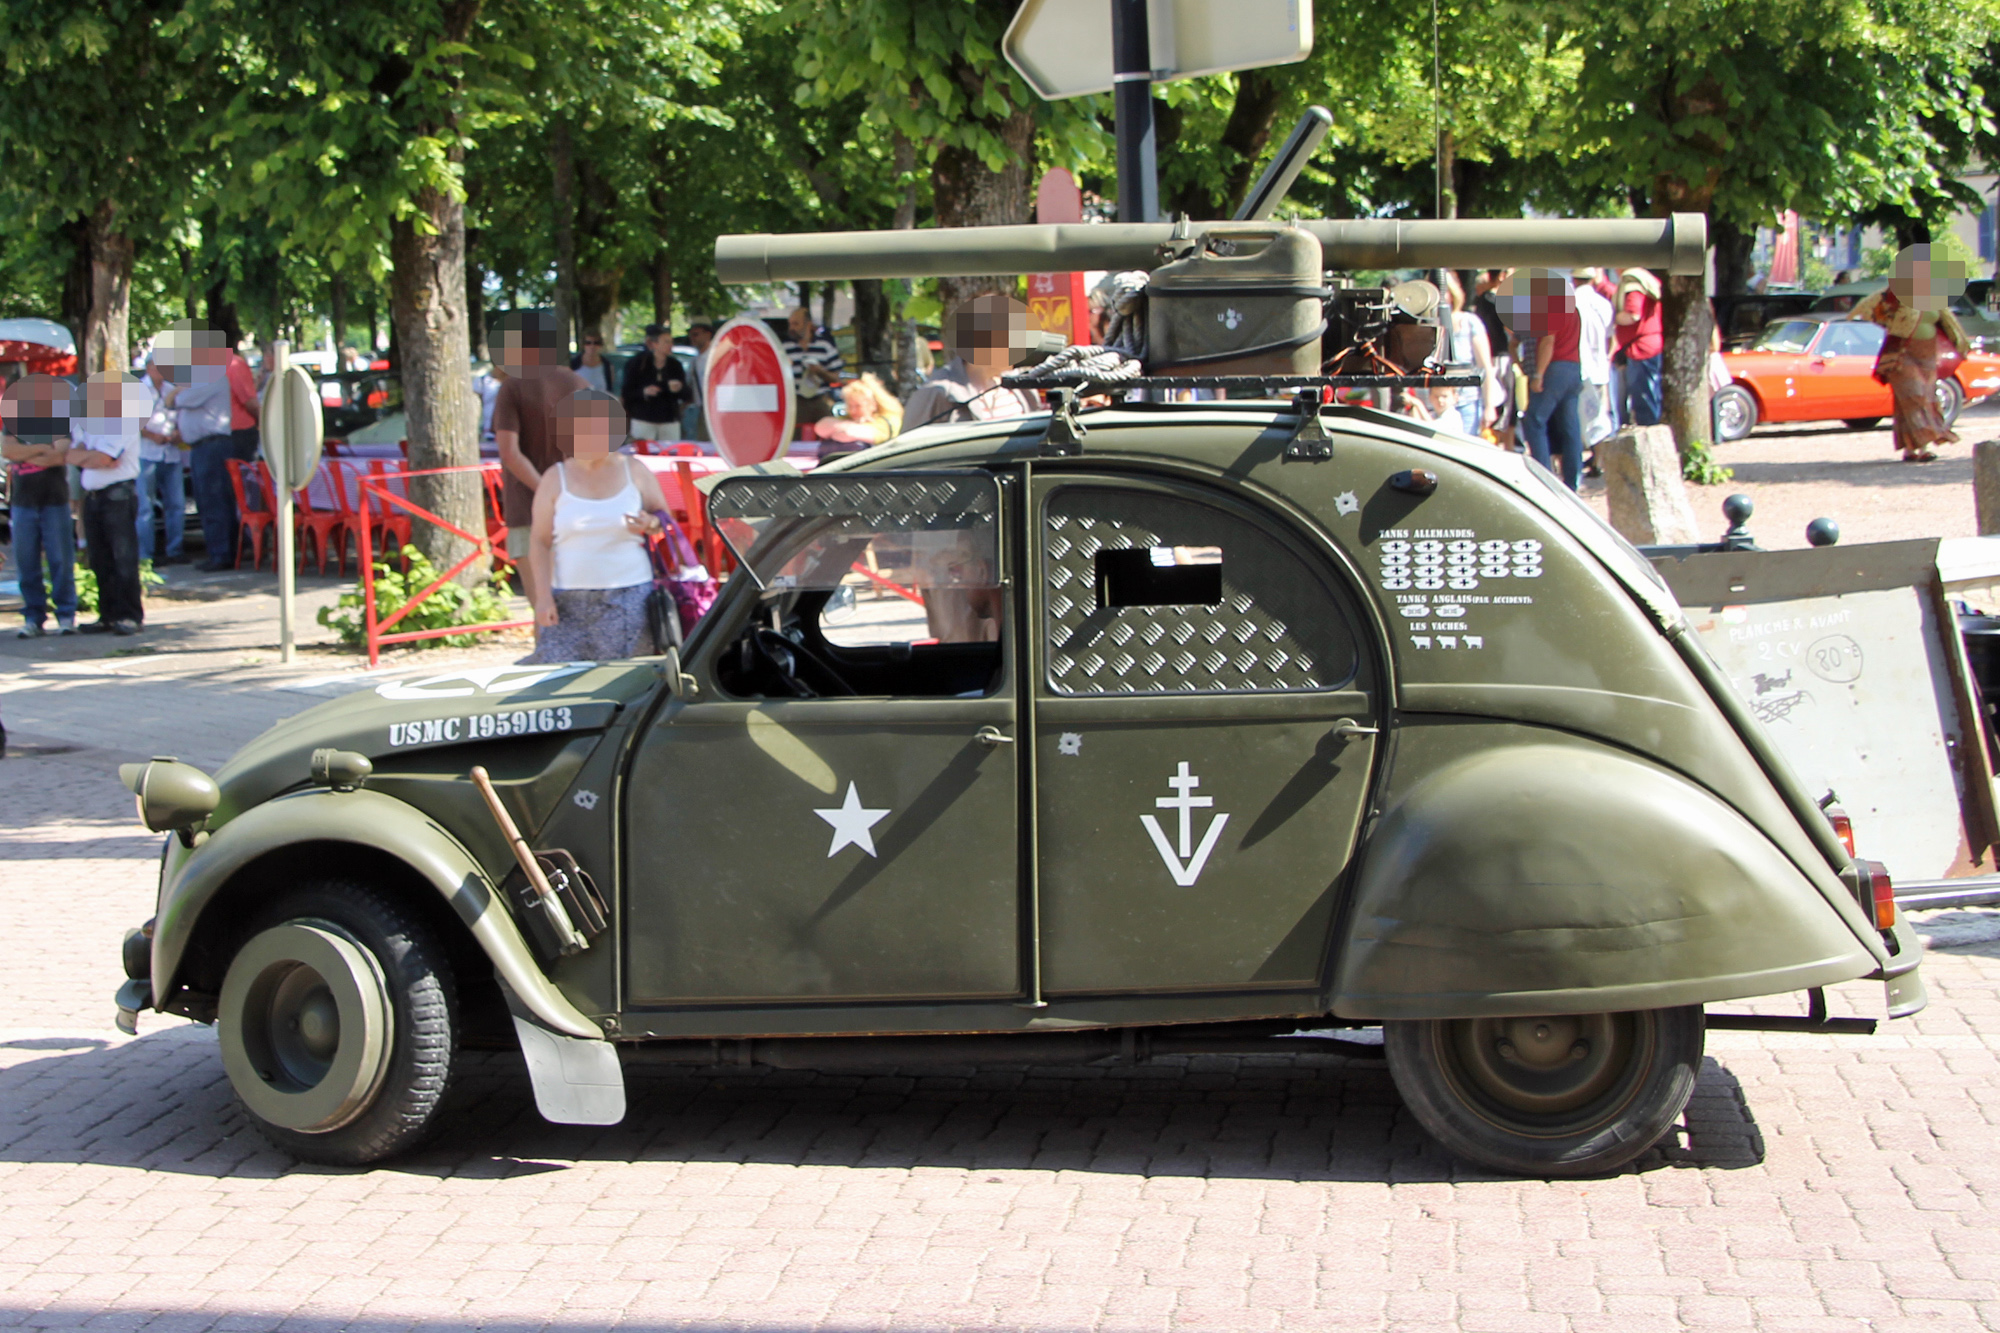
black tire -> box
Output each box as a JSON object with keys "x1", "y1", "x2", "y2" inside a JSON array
[
  {"x1": 218, "y1": 879, "x2": 458, "y2": 1165},
  {"x1": 1842, "y1": 417, "x2": 1882, "y2": 430},
  {"x1": 1937, "y1": 376, "x2": 1963, "y2": 428},
  {"x1": 1712, "y1": 385, "x2": 1757, "y2": 442},
  {"x1": 1385, "y1": 1006, "x2": 1704, "y2": 1177}
]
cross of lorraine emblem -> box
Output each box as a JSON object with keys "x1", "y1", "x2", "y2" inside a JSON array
[{"x1": 1141, "y1": 762, "x2": 1230, "y2": 887}]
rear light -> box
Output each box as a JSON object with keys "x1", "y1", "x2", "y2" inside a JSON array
[
  {"x1": 1862, "y1": 859, "x2": 1896, "y2": 929},
  {"x1": 1826, "y1": 806, "x2": 1856, "y2": 857}
]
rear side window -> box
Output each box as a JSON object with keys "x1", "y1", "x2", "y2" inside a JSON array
[{"x1": 1044, "y1": 485, "x2": 1357, "y2": 695}]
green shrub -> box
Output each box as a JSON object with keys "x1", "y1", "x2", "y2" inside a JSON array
[
  {"x1": 1680, "y1": 437, "x2": 1734, "y2": 486},
  {"x1": 72, "y1": 558, "x2": 164, "y2": 617},
  {"x1": 317, "y1": 546, "x2": 515, "y2": 650}
]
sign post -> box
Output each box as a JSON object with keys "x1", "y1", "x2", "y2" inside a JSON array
[
  {"x1": 259, "y1": 340, "x2": 324, "y2": 664},
  {"x1": 705, "y1": 316, "x2": 796, "y2": 468}
]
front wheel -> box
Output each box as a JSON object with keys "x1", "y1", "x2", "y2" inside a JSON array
[
  {"x1": 1712, "y1": 385, "x2": 1757, "y2": 442},
  {"x1": 1937, "y1": 376, "x2": 1963, "y2": 428},
  {"x1": 1385, "y1": 1006, "x2": 1704, "y2": 1177},
  {"x1": 218, "y1": 879, "x2": 458, "y2": 1165}
]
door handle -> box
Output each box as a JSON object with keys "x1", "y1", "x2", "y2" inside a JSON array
[
  {"x1": 1331, "y1": 718, "x2": 1379, "y2": 741},
  {"x1": 975, "y1": 725, "x2": 1015, "y2": 747}
]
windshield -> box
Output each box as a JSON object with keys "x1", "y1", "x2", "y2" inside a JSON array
[
  {"x1": 707, "y1": 471, "x2": 999, "y2": 594},
  {"x1": 1752, "y1": 320, "x2": 1820, "y2": 353}
]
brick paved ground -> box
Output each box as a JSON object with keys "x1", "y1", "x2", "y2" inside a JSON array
[{"x1": 6, "y1": 409, "x2": 2000, "y2": 1331}]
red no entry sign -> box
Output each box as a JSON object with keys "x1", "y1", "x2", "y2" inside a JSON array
[{"x1": 706, "y1": 316, "x2": 796, "y2": 468}]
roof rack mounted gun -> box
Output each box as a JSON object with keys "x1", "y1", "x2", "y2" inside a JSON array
[{"x1": 714, "y1": 215, "x2": 1710, "y2": 285}]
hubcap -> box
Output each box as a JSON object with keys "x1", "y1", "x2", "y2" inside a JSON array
[
  {"x1": 1717, "y1": 396, "x2": 1748, "y2": 437},
  {"x1": 1444, "y1": 1011, "x2": 1648, "y2": 1132},
  {"x1": 219, "y1": 921, "x2": 392, "y2": 1134}
]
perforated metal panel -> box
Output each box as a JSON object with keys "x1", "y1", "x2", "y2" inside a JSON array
[
  {"x1": 708, "y1": 473, "x2": 995, "y2": 529},
  {"x1": 1044, "y1": 487, "x2": 1356, "y2": 695}
]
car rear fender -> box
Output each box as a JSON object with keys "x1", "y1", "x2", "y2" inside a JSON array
[
  {"x1": 151, "y1": 787, "x2": 600, "y2": 1038},
  {"x1": 1331, "y1": 736, "x2": 1879, "y2": 1021}
]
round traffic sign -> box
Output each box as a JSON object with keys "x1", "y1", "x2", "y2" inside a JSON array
[
  {"x1": 260, "y1": 353, "x2": 324, "y2": 490},
  {"x1": 705, "y1": 315, "x2": 795, "y2": 468}
]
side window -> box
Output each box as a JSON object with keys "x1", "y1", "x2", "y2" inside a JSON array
[
  {"x1": 1044, "y1": 485, "x2": 1358, "y2": 695},
  {"x1": 1817, "y1": 322, "x2": 1884, "y2": 357},
  {"x1": 820, "y1": 534, "x2": 1002, "y2": 648}
]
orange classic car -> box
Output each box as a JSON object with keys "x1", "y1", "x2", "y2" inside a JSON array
[{"x1": 1714, "y1": 312, "x2": 2000, "y2": 441}]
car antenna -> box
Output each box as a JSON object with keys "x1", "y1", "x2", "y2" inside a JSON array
[{"x1": 1233, "y1": 106, "x2": 1334, "y2": 222}]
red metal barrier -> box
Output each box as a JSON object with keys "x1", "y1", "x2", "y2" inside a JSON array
[{"x1": 356, "y1": 462, "x2": 531, "y2": 667}]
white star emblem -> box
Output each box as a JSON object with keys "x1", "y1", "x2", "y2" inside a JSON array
[{"x1": 814, "y1": 782, "x2": 890, "y2": 858}]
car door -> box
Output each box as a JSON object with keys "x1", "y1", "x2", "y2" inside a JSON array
[
  {"x1": 1805, "y1": 320, "x2": 1888, "y2": 418},
  {"x1": 621, "y1": 471, "x2": 1024, "y2": 1006},
  {"x1": 1028, "y1": 473, "x2": 1380, "y2": 997}
]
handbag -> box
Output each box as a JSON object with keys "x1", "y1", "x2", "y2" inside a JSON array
[{"x1": 644, "y1": 511, "x2": 719, "y2": 651}]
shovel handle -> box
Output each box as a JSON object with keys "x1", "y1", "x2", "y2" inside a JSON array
[{"x1": 470, "y1": 766, "x2": 560, "y2": 908}]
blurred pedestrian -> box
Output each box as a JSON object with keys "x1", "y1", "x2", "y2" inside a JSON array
[
  {"x1": 159, "y1": 325, "x2": 240, "y2": 571},
  {"x1": 570, "y1": 333, "x2": 612, "y2": 394},
  {"x1": 813, "y1": 373, "x2": 903, "y2": 461},
  {"x1": 494, "y1": 311, "x2": 590, "y2": 610},
  {"x1": 524, "y1": 390, "x2": 670, "y2": 664},
  {"x1": 784, "y1": 307, "x2": 845, "y2": 430},
  {"x1": 227, "y1": 345, "x2": 261, "y2": 459},
  {"x1": 135, "y1": 359, "x2": 185, "y2": 565},
  {"x1": 1851, "y1": 249, "x2": 1974, "y2": 463},
  {"x1": 1517, "y1": 271, "x2": 1585, "y2": 489},
  {"x1": 1574, "y1": 267, "x2": 1615, "y2": 468},
  {"x1": 1437, "y1": 270, "x2": 1496, "y2": 438},
  {"x1": 905, "y1": 295, "x2": 1040, "y2": 428},
  {"x1": 67, "y1": 374, "x2": 148, "y2": 635},
  {"x1": 2, "y1": 374, "x2": 78, "y2": 636},
  {"x1": 683, "y1": 322, "x2": 713, "y2": 442},
  {"x1": 1593, "y1": 268, "x2": 1624, "y2": 433},
  {"x1": 1615, "y1": 268, "x2": 1665, "y2": 426},
  {"x1": 1473, "y1": 269, "x2": 1517, "y2": 446},
  {"x1": 619, "y1": 323, "x2": 688, "y2": 444}
]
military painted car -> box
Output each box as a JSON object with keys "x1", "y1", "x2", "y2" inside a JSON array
[{"x1": 115, "y1": 215, "x2": 1923, "y2": 1178}]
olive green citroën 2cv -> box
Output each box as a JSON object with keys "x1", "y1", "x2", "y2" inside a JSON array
[{"x1": 113, "y1": 211, "x2": 1923, "y2": 1178}]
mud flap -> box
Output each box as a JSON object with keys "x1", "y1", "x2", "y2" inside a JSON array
[{"x1": 512, "y1": 1016, "x2": 626, "y2": 1125}]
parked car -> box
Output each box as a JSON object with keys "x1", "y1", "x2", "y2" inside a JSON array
[
  {"x1": 1714, "y1": 312, "x2": 2000, "y2": 441},
  {"x1": 1714, "y1": 290, "x2": 1820, "y2": 350}
]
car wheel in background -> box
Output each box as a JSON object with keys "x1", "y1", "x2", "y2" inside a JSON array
[
  {"x1": 1937, "y1": 377, "x2": 1963, "y2": 428},
  {"x1": 218, "y1": 879, "x2": 458, "y2": 1165},
  {"x1": 1712, "y1": 385, "x2": 1757, "y2": 442},
  {"x1": 1384, "y1": 1005, "x2": 1705, "y2": 1177},
  {"x1": 1841, "y1": 417, "x2": 1882, "y2": 430}
]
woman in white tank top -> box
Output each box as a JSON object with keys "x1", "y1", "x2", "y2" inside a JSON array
[{"x1": 524, "y1": 390, "x2": 674, "y2": 663}]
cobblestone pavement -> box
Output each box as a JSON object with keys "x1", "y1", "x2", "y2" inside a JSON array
[{"x1": 5, "y1": 738, "x2": 2000, "y2": 1332}]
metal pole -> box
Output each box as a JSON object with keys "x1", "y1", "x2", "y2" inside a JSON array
[
  {"x1": 1110, "y1": 0, "x2": 1158, "y2": 225},
  {"x1": 270, "y1": 340, "x2": 297, "y2": 664}
]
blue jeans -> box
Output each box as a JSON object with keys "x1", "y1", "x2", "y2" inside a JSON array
[
  {"x1": 189, "y1": 433, "x2": 245, "y2": 566},
  {"x1": 1455, "y1": 397, "x2": 1480, "y2": 436},
  {"x1": 137, "y1": 455, "x2": 186, "y2": 561},
  {"x1": 1624, "y1": 352, "x2": 1663, "y2": 426},
  {"x1": 10, "y1": 502, "x2": 78, "y2": 628},
  {"x1": 1521, "y1": 359, "x2": 1585, "y2": 489}
]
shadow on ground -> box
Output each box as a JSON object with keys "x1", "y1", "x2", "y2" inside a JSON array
[{"x1": 0, "y1": 1026, "x2": 1764, "y2": 1184}]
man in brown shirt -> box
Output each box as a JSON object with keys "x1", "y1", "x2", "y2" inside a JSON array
[{"x1": 493, "y1": 311, "x2": 589, "y2": 606}]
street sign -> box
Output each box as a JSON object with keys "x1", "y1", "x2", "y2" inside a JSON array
[
  {"x1": 261, "y1": 362, "x2": 323, "y2": 492},
  {"x1": 1003, "y1": 0, "x2": 1313, "y2": 100},
  {"x1": 705, "y1": 315, "x2": 795, "y2": 468}
]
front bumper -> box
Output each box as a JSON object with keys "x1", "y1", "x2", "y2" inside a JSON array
[{"x1": 114, "y1": 921, "x2": 154, "y2": 1036}]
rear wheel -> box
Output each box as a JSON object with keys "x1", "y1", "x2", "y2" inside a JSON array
[
  {"x1": 218, "y1": 879, "x2": 458, "y2": 1165},
  {"x1": 1842, "y1": 417, "x2": 1882, "y2": 430},
  {"x1": 1937, "y1": 377, "x2": 1963, "y2": 428},
  {"x1": 1712, "y1": 385, "x2": 1757, "y2": 442},
  {"x1": 1385, "y1": 1006, "x2": 1704, "y2": 1177}
]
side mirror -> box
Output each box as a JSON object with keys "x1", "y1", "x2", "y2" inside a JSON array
[{"x1": 118, "y1": 757, "x2": 220, "y2": 834}]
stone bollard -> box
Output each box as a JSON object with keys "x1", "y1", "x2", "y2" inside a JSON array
[
  {"x1": 1977, "y1": 439, "x2": 2000, "y2": 535},
  {"x1": 1600, "y1": 424, "x2": 1700, "y2": 546}
]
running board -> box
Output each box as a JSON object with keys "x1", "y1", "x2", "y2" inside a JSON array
[{"x1": 1705, "y1": 987, "x2": 1877, "y2": 1035}]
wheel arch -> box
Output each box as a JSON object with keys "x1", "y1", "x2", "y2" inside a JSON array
[
  {"x1": 1330, "y1": 738, "x2": 1876, "y2": 1021},
  {"x1": 153, "y1": 789, "x2": 600, "y2": 1038}
]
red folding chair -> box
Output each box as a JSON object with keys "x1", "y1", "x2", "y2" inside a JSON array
[
  {"x1": 292, "y1": 462, "x2": 347, "y2": 575},
  {"x1": 226, "y1": 459, "x2": 277, "y2": 570},
  {"x1": 365, "y1": 460, "x2": 416, "y2": 557},
  {"x1": 325, "y1": 459, "x2": 412, "y2": 569}
]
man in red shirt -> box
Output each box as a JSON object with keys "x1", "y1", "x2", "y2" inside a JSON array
[
  {"x1": 1519, "y1": 271, "x2": 1586, "y2": 488},
  {"x1": 1614, "y1": 268, "x2": 1665, "y2": 426}
]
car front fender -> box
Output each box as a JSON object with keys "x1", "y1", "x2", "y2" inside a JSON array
[
  {"x1": 1331, "y1": 740, "x2": 1880, "y2": 1021},
  {"x1": 152, "y1": 787, "x2": 601, "y2": 1039}
]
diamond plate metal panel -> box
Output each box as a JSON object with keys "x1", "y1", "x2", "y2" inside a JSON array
[
  {"x1": 709, "y1": 472, "x2": 996, "y2": 530},
  {"x1": 1043, "y1": 487, "x2": 1357, "y2": 695}
]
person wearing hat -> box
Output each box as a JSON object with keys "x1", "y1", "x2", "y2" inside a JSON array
[{"x1": 619, "y1": 323, "x2": 689, "y2": 443}]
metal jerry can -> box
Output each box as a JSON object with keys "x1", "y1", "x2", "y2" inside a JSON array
[{"x1": 1145, "y1": 223, "x2": 1328, "y2": 376}]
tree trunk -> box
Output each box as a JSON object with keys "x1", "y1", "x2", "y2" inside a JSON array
[
  {"x1": 820, "y1": 282, "x2": 837, "y2": 339},
  {"x1": 59, "y1": 217, "x2": 92, "y2": 363},
  {"x1": 390, "y1": 183, "x2": 483, "y2": 582},
  {"x1": 1661, "y1": 272, "x2": 1713, "y2": 453},
  {"x1": 179, "y1": 244, "x2": 200, "y2": 321},
  {"x1": 932, "y1": 106, "x2": 1035, "y2": 312},
  {"x1": 795, "y1": 281, "x2": 812, "y2": 317},
  {"x1": 363, "y1": 291, "x2": 379, "y2": 356},
  {"x1": 329, "y1": 274, "x2": 349, "y2": 357},
  {"x1": 889, "y1": 134, "x2": 919, "y2": 395},
  {"x1": 205, "y1": 278, "x2": 240, "y2": 350},
  {"x1": 1437, "y1": 131, "x2": 1457, "y2": 219},
  {"x1": 652, "y1": 250, "x2": 673, "y2": 327},
  {"x1": 1201, "y1": 69, "x2": 1285, "y2": 219},
  {"x1": 550, "y1": 115, "x2": 578, "y2": 355},
  {"x1": 579, "y1": 265, "x2": 623, "y2": 346},
  {"x1": 464, "y1": 256, "x2": 486, "y2": 361},
  {"x1": 1711, "y1": 218, "x2": 1755, "y2": 296},
  {"x1": 853, "y1": 280, "x2": 891, "y2": 381}
]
